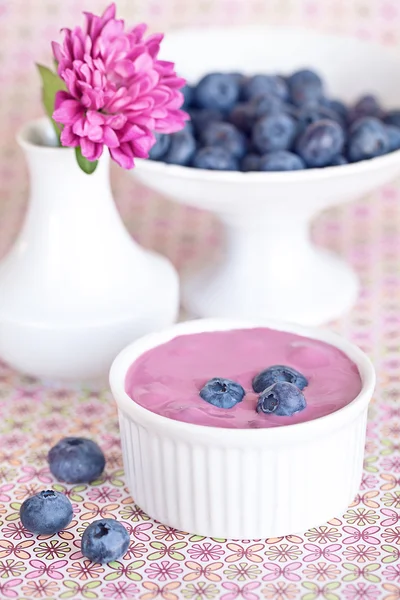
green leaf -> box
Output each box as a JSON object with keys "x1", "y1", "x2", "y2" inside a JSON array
[
  {"x1": 36, "y1": 63, "x2": 66, "y2": 142},
  {"x1": 75, "y1": 147, "x2": 98, "y2": 175}
]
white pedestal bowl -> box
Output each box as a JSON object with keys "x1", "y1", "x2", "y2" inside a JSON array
[{"x1": 132, "y1": 27, "x2": 400, "y2": 325}]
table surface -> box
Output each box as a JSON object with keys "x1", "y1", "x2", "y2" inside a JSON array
[{"x1": 1, "y1": 1, "x2": 400, "y2": 599}]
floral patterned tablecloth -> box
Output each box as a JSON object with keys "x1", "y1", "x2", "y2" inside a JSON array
[{"x1": 1, "y1": 1, "x2": 400, "y2": 599}]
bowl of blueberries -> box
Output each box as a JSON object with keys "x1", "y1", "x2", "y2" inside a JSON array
[{"x1": 132, "y1": 27, "x2": 400, "y2": 325}]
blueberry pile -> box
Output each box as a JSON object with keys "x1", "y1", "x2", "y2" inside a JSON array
[
  {"x1": 199, "y1": 365, "x2": 308, "y2": 416},
  {"x1": 19, "y1": 437, "x2": 130, "y2": 564},
  {"x1": 149, "y1": 70, "x2": 400, "y2": 171}
]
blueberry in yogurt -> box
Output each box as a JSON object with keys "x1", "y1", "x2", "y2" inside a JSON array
[
  {"x1": 257, "y1": 381, "x2": 307, "y2": 416},
  {"x1": 200, "y1": 377, "x2": 245, "y2": 408},
  {"x1": 252, "y1": 364, "x2": 308, "y2": 393}
]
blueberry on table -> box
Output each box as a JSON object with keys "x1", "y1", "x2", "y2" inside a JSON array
[
  {"x1": 348, "y1": 117, "x2": 390, "y2": 162},
  {"x1": 252, "y1": 113, "x2": 297, "y2": 153},
  {"x1": 163, "y1": 129, "x2": 197, "y2": 166},
  {"x1": 242, "y1": 74, "x2": 289, "y2": 101},
  {"x1": 200, "y1": 122, "x2": 247, "y2": 159},
  {"x1": 259, "y1": 150, "x2": 305, "y2": 171},
  {"x1": 386, "y1": 125, "x2": 400, "y2": 152},
  {"x1": 20, "y1": 490, "x2": 73, "y2": 535},
  {"x1": 241, "y1": 153, "x2": 262, "y2": 172},
  {"x1": 48, "y1": 437, "x2": 105, "y2": 484},
  {"x1": 252, "y1": 365, "x2": 308, "y2": 394},
  {"x1": 193, "y1": 73, "x2": 240, "y2": 112},
  {"x1": 81, "y1": 519, "x2": 130, "y2": 564},
  {"x1": 288, "y1": 69, "x2": 324, "y2": 106},
  {"x1": 199, "y1": 377, "x2": 245, "y2": 408},
  {"x1": 257, "y1": 382, "x2": 307, "y2": 417},
  {"x1": 192, "y1": 147, "x2": 239, "y2": 171},
  {"x1": 295, "y1": 119, "x2": 345, "y2": 167},
  {"x1": 149, "y1": 132, "x2": 171, "y2": 161}
]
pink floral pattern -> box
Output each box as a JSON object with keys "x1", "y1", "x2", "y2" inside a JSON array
[{"x1": 1, "y1": 0, "x2": 400, "y2": 597}]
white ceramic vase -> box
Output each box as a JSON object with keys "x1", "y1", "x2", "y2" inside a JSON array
[{"x1": 0, "y1": 118, "x2": 179, "y2": 383}]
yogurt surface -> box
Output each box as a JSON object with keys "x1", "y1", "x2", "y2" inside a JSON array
[{"x1": 125, "y1": 327, "x2": 362, "y2": 429}]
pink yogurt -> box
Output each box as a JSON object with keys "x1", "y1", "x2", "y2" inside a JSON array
[{"x1": 125, "y1": 327, "x2": 362, "y2": 429}]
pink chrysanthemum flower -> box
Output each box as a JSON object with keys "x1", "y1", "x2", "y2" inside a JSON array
[{"x1": 52, "y1": 3, "x2": 188, "y2": 169}]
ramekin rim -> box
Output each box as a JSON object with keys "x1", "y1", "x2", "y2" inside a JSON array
[{"x1": 109, "y1": 318, "x2": 375, "y2": 440}]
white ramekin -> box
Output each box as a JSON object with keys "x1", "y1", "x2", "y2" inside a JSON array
[{"x1": 110, "y1": 319, "x2": 375, "y2": 539}]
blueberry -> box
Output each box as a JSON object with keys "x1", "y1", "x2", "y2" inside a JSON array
[
  {"x1": 348, "y1": 117, "x2": 390, "y2": 162},
  {"x1": 251, "y1": 93, "x2": 283, "y2": 118},
  {"x1": 182, "y1": 84, "x2": 194, "y2": 108},
  {"x1": 257, "y1": 382, "x2": 307, "y2": 417},
  {"x1": 330, "y1": 155, "x2": 348, "y2": 166},
  {"x1": 199, "y1": 377, "x2": 245, "y2": 408},
  {"x1": 241, "y1": 153, "x2": 262, "y2": 172},
  {"x1": 20, "y1": 490, "x2": 73, "y2": 535},
  {"x1": 81, "y1": 519, "x2": 130, "y2": 564},
  {"x1": 384, "y1": 110, "x2": 400, "y2": 128},
  {"x1": 200, "y1": 122, "x2": 247, "y2": 159},
  {"x1": 163, "y1": 129, "x2": 196, "y2": 166},
  {"x1": 192, "y1": 147, "x2": 238, "y2": 170},
  {"x1": 295, "y1": 120, "x2": 345, "y2": 167},
  {"x1": 149, "y1": 133, "x2": 171, "y2": 160},
  {"x1": 252, "y1": 113, "x2": 296, "y2": 153},
  {"x1": 193, "y1": 73, "x2": 239, "y2": 112},
  {"x1": 386, "y1": 125, "x2": 400, "y2": 151},
  {"x1": 296, "y1": 105, "x2": 343, "y2": 135},
  {"x1": 48, "y1": 437, "x2": 105, "y2": 484},
  {"x1": 253, "y1": 365, "x2": 308, "y2": 393},
  {"x1": 242, "y1": 75, "x2": 288, "y2": 101},
  {"x1": 348, "y1": 94, "x2": 382, "y2": 123},
  {"x1": 189, "y1": 108, "x2": 224, "y2": 135},
  {"x1": 322, "y1": 98, "x2": 348, "y2": 122},
  {"x1": 288, "y1": 69, "x2": 324, "y2": 106},
  {"x1": 229, "y1": 103, "x2": 256, "y2": 134},
  {"x1": 259, "y1": 150, "x2": 305, "y2": 171},
  {"x1": 229, "y1": 72, "x2": 246, "y2": 86}
]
